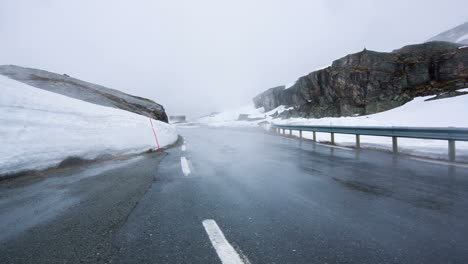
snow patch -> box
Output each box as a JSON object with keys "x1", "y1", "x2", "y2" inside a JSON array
[
  {"x1": 284, "y1": 81, "x2": 296, "y2": 89},
  {"x1": 456, "y1": 33, "x2": 468, "y2": 43},
  {"x1": 265, "y1": 105, "x2": 294, "y2": 116}
]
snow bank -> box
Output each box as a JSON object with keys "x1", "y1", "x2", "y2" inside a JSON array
[
  {"x1": 0, "y1": 75, "x2": 177, "y2": 176},
  {"x1": 274, "y1": 93, "x2": 468, "y2": 161}
]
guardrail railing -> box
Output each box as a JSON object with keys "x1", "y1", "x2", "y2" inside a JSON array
[{"x1": 271, "y1": 124, "x2": 468, "y2": 162}]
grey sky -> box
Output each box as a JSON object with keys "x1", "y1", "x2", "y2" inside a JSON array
[{"x1": 1, "y1": 0, "x2": 467, "y2": 118}]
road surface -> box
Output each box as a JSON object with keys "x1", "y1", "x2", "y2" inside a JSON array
[{"x1": 1, "y1": 127, "x2": 468, "y2": 263}]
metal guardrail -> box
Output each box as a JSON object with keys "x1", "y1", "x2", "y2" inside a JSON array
[{"x1": 271, "y1": 124, "x2": 468, "y2": 162}]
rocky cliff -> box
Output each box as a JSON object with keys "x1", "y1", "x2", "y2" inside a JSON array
[
  {"x1": 253, "y1": 41, "x2": 468, "y2": 118},
  {"x1": 0, "y1": 65, "x2": 168, "y2": 122}
]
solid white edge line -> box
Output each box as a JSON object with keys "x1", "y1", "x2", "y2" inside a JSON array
[
  {"x1": 202, "y1": 219, "x2": 246, "y2": 264},
  {"x1": 410, "y1": 157, "x2": 468, "y2": 168},
  {"x1": 180, "y1": 157, "x2": 191, "y2": 176},
  {"x1": 315, "y1": 142, "x2": 352, "y2": 151}
]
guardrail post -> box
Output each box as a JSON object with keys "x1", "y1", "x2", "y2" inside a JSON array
[
  {"x1": 449, "y1": 140, "x2": 456, "y2": 162},
  {"x1": 283, "y1": 129, "x2": 286, "y2": 135},
  {"x1": 392, "y1": 136, "x2": 398, "y2": 154},
  {"x1": 331, "y1": 133, "x2": 335, "y2": 144},
  {"x1": 289, "y1": 129, "x2": 292, "y2": 136},
  {"x1": 356, "y1": 134, "x2": 360, "y2": 149},
  {"x1": 299, "y1": 130, "x2": 302, "y2": 139},
  {"x1": 313, "y1": 131, "x2": 317, "y2": 142}
]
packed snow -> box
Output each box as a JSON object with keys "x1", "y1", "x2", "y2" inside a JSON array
[{"x1": 0, "y1": 75, "x2": 177, "y2": 176}]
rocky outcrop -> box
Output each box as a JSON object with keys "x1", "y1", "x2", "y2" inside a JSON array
[
  {"x1": 253, "y1": 41, "x2": 468, "y2": 118},
  {"x1": 0, "y1": 65, "x2": 168, "y2": 122},
  {"x1": 252, "y1": 86, "x2": 287, "y2": 112}
]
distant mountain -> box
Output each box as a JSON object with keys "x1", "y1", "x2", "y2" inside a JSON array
[
  {"x1": 0, "y1": 65, "x2": 168, "y2": 122},
  {"x1": 427, "y1": 21, "x2": 468, "y2": 44}
]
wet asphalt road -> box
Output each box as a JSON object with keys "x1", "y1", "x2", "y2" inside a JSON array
[{"x1": 1, "y1": 127, "x2": 468, "y2": 263}]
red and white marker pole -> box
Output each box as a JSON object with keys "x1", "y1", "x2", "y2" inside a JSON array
[{"x1": 149, "y1": 118, "x2": 160, "y2": 150}]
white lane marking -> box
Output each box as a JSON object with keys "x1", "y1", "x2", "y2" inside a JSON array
[
  {"x1": 315, "y1": 142, "x2": 352, "y2": 151},
  {"x1": 410, "y1": 157, "x2": 468, "y2": 168},
  {"x1": 181, "y1": 145, "x2": 186, "y2": 151},
  {"x1": 180, "y1": 157, "x2": 191, "y2": 176},
  {"x1": 202, "y1": 219, "x2": 248, "y2": 264}
]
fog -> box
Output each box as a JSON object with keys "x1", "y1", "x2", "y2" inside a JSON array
[{"x1": 1, "y1": 0, "x2": 467, "y2": 118}]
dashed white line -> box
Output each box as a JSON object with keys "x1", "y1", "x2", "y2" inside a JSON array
[
  {"x1": 180, "y1": 157, "x2": 191, "y2": 176},
  {"x1": 181, "y1": 145, "x2": 186, "y2": 151},
  {"x1": 202, "y1": 219, "x2": 248, "y2": 264}
]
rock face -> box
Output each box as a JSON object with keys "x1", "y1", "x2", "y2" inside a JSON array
[
  {"x1": 253, "y1": 41, "x2": 468, "y2": 118},
  {"x1": 427, "y1": 21, "x2": 468, "y2": 44},
  {"x1": 0, "y1": 65, "x2": 168, "y2": 122}
]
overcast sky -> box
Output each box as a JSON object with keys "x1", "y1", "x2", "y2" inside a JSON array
[{"x1": 1, "y1": 0, "x2": 467, "y2": 118}]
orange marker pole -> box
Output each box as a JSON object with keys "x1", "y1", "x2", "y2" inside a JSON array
[{"x1": 149, "y1": 118, "x2": 160, "y2": 150}]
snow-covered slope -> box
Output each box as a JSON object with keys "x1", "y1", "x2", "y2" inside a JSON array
[
  {"x1": 0, "y1": 65, "x2": 169, "y2": 122},
  {"x1": 0, "y1": 75, "x2": 177, "y2": 177},
  {"x1": 275, "y1": 91, "x2": 468, "y2": 127},
  {"x1": 427, "y1": 21, "x2": 468, "y2": 44}
]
